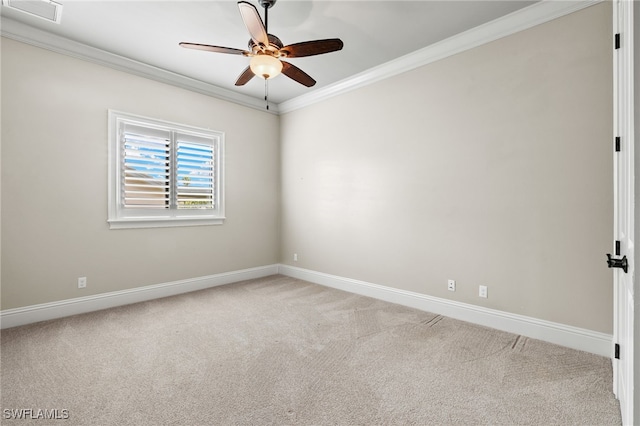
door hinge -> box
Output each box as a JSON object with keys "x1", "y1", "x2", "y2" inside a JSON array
[
  {"x1": 616, "y1": 240, "x2": 621, "y2": 256},
  {"x1": 615, "y1": 136, "x2": 621, "y2": 152},
  {"x1": 615, "y1": 33, "x2": 620, "y2": 49},
  {"x1": 615, "y1": 343, "x2": 620, "y2": 359}
]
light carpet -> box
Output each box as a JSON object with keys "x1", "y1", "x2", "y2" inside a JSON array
[{"x1": 1, "y1": 274, "x2": 621, "y2": 425}]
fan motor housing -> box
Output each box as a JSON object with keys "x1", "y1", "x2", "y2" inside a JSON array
[{"x1": 248, "y1": 34, "x2": 283, "y2": 55}]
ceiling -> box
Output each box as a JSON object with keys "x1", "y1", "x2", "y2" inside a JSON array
[{"x1": 1, "y1": 0, "x2": 537, "y2": 105}]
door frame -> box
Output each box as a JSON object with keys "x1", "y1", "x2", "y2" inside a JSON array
[{"x1": 612, "y1": 1, "x2": 635, "y2": 425}]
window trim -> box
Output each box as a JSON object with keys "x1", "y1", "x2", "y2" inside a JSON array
[{"x1": 108, "y1": 110, "x2": 225, "y2": 229}]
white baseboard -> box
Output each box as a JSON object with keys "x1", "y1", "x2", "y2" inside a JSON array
[
  {"x1": 278, "y1": 265, "x2": 612, "y2": 358},
  {"x1": 2, "y1": 264, "x2": 613, "y2": 358},
  {"x1": 0, "y1": 264, "x2": 279, "y2": 329}
]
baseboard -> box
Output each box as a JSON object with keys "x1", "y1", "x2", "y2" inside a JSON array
[
  {"x1": 278, "y1": 265, "x2": 612, "y2": 358},
  {"x1": 0, "y1": 264, "x2": 279, "y2": 329},
  {"x1": 2, "y1": 264, "x2": 613, "y2": 358}
]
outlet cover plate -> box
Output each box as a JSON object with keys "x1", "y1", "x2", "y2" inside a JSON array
[{"x1": 479, "y1": 285, "x2": 488, "y2": 298}]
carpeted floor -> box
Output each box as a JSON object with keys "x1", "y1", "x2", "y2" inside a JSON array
[{"x1": 1, "y1": 275, "x2": 621, "y2": 425}]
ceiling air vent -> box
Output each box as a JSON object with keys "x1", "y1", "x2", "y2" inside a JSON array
[{"x1": 2, "y1": 0, "x2": 63, "y2": 24}]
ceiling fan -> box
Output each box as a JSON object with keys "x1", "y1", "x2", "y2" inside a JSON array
[{"x1": 179, "y1": 0, "x2": 344, "y2": 89}]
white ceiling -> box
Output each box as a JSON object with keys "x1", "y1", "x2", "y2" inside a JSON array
[{"x1": 1, "y1": 0, "x2": 537, "y2": 105}]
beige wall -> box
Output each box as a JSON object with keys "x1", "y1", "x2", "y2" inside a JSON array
[
  {"x1": 1, "y1": 3, "x2": 615, "y2": 335},
  {"x1": 1, "y1": 38, "x2": 280, "y2": 310},
  {"x1": 280, "y1": 3, "x2": 613, "y2": 333}
]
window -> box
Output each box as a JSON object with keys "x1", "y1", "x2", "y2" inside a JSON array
[{"x1": 108, "y1": 110, "x2": 224, "y2": 229}]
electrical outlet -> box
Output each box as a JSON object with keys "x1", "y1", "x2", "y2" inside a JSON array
[
  {"x1": 447, "y1": 279, "x2": 456, "y2": 292},
  {"x1": 293, "y1": 253, "x2": 298, "y2": 262},
  {"x1": 78, "y1": 277, "x2": 87, "y2": 289},
  {"x1": 479, "y1": 285, "x2": 488, "y2": 298}
]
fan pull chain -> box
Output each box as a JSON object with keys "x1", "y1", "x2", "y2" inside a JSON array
[{"x1": 265, "y1": 79, "x2": 269, "y2": 110}]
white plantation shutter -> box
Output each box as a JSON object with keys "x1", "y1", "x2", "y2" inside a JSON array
[
  {"x1": 122, "y1": 126, "x2": 171, "y2": 209},
  {"x1": 108, "y1": 111, "x2": 225, "y2": 229},
  {"x1": 176, "y1": 137, "x2": 215, "y2": 209}
]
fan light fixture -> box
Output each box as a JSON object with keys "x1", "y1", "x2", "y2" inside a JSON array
[{"x1": 249, "y1": 54, "x2": 282, "y2": 79}]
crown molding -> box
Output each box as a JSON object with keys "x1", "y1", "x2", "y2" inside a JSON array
[
  {"x1": 0, "y1": 16, "x2": 279, "y2": 114},
  {"x1": 278, "y1": 0, "x2": 602, "y2": 114},
  {"x1": 1, "y1": 1, "x2": 600, "y2": 116}
]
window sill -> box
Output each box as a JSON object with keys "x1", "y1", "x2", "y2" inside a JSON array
[{"x1": 108, "y1": 216, "x2": 225, "y2": 230}]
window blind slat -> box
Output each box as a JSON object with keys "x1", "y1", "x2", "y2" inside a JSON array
[
  {"x1": 122, "y1": 142, "x2": 168, "y2": 151},
  {"x1": 124, "y1": 151, "x2": 170, "y2": 162},
  {"x1": 124, "y1": 166, "x2": 169, "y2": 175},
  {"x1": 177, "y1": 161, "x2": 213, "y2": 169},
  {"x1": 178, "y1": 149, "x2": 213, "y2": 157},
  {"x1": 177, "y1": 178, "x2": 213, "y2": 185},
  {"x1": 123, "y1": 179, "x2": 169, "y2": 188}
]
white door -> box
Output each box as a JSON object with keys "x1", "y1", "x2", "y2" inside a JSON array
[{"x1": 612, "y1": 1, "x2": 634, "y2": 425}]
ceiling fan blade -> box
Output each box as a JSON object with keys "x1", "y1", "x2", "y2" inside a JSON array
[
  {"x1": 235, "y1": 66, "x2": 255, "y2": 86},
  {"x1": 280, "y1": 39, "x2": 344, "y2": 58},
  {"x1": 281, "y1": 61, "x2": 316, "y2": 87},
  {"x1": 179, "y1": 42, "x2": 249, "y2": 56},
  {"x1": 238, "y1": 1, "x2": 269, "y2": 47}
]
